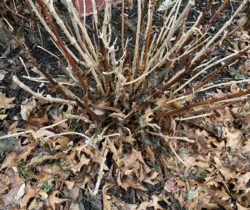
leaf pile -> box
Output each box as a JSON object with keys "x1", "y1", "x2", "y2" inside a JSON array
[{"x1": 0, "y1": 0, "x2": 250, "y2": 209}]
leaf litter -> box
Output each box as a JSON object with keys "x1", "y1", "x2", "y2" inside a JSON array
[{"x1": 0, "y1": 0, "x2": 250, "y2": 209}]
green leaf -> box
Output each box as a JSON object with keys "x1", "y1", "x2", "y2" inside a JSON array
[{"x1": 187, "y1": 188, "x2": 198, "y2": 200}]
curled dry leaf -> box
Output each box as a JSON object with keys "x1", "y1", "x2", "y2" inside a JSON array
[
  {"x1": 224, "y1": 127, "x2": 242, "y2": 150},
  {"x1": 49, "y1": 191, "x2": 68, "y2": 210},
  {"x1": 0, "y1": 93, "x2": 15, "y2": 109},
  {"x1": 102, "y1": 184, "x2": 112, "y2": 210},
  {"x1": 119, "y1": 179, "x2": 147, "y2": 191},
  {"x1": 21, "y1": 98, "x2": 36, "y2": 120}
]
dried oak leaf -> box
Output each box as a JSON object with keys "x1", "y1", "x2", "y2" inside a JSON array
[
  {"x1": 49, "y1": 191, "x2": 68, "y2": 209},
  {"x1": 213, "y1": 156, "x2": 235, "y2": 181},
  {"x1": 0, "y1": 93, "x2": 14, "y2": 109},
  {"x1": 119, "y1": 178, "x2": 147, "y2": 191},
  {"x1": 19, "y1": 184, "x2": 37, "y2": 208},
  {"x1": 17, "y1": 144, "x2": 35, "y2": 162},
  {"x1": 52, "y1": 136, "x2": 69, "y2": 150},
  {"x1": 1, "y1": 153, "x2": 17, "y2": 169},
  {"x1": 224, "y1": 127, "x2": 242, "y2": 150},
  {"x1": 122, "y1": 149, "x2": 150, "y2": 178},
  {"x1": 102, "y1": 184, "x2": 112, "y2": 210}
]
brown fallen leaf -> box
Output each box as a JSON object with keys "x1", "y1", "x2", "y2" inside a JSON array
[
  {"x1": 119, "y1": 178, "x2": 147, "y2": 191},
  {"x1": 1, "y1": 153, "x2": 17, "y2": 169},
  {"x1": 1, "y1": 170, "x2": 25, "y2": 208},
  {"x1": 224, "y1": 127, "x2": 242, "y2": 150},
  {"x1": 31, "y1": 129, "x2": 55, "y2": 139},
  {"x1": 0, "y1": 93, "x2": 15, "y2": 109},
  {"x1": 164, "y1": 178, "x2": 179, "y2": 193},
  {"x1": 19, "y1": 184, "x2": 37, "y2": 208},
  {"x1": 52, "y1": 136, "x2": 69, "y2": 150},
  {"x1": 21, "y1": 98, "x2": 36, "y2": 120},
  {"x1": 0, "y1": 114, "x2": 7, "y2": 120},
  {"x1": 49, "y1": 191, "x2": 68, "y2": 209},
  {"x1": 237, "y1": 203, "x2": 250, "y2": 210},
  {"x1": 102, "y1": 184, "x2": 112, "y2": 210},
  {"x1": 17, "y1": 144, "x2": 35, "y2": 162}
]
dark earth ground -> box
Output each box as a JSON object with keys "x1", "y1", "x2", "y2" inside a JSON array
[{"x1": 0, "y1": 0, "x2": 250, "y2": 209}]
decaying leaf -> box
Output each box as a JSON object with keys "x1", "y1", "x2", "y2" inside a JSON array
[
  {"x1": 0, "y1": 93, "x2": 15, "y2": 109},
  {"x1": 164, "y1": 178, "x2": 179, "y2": 193},
  {"x1": 21, "y1": 98, "x2": 36, "y2": 120},
  {"x1": 0, "y1": 114, "x2": 7, "y2": 120},
  {"x1": 1, "y1": 1, "x2": 250, "y2": 209},
  {"x1": 49, "y1": 191, "x2": 68, "y2": 209},
  {"x1": 1, "y1": 153, "x2": 17, "y2": 169},
  {"x1": 19, "y1": 184, "x2": 37, "y2": 208}
]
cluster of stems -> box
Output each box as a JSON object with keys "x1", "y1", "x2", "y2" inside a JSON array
[{"x1": 8, "y1": 0, "x2": 249, "y2": 123}]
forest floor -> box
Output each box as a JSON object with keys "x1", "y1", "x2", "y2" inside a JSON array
[{"x1": 0, "y1": 0, "x2": 250, "y2": 209}]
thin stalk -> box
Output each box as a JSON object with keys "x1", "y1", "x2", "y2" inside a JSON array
[
  {"x1": 163, "y1": 89, "x2": 250, "y2": 117},
  {"x1": 36, "y1": 0, "x2": 89, "y2": 96},
  {"x1": 131, "y1": 0, "x2": 142, "y2": 78},
  {"x1": 193, "y1": 46, "x2": 250, "y2": 92},
  {"x1": 121, "y1": 0, "x2": 125, "y2": 50},
  {"x1": 143, "y1": 0, "x2": 158, "y2": 66}
]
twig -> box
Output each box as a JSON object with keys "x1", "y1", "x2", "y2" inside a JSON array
[
  {"x1": 37, "y1": 45, "x2": 61, "y2": 61},
  {"x1": 0, "y1": 120, "x2": 68, "y2": 141},
  {"x1": 142, "y1": 0, "x2": 158, "y2": 67},
  {"x1": 46, "y1": 132, "x2": 91, "y2": 141},
  {"x1": 169, "y1": 144, "x2": 189, "y2": 168},
  {"x1": 197, "y1": 79, "x2": 250, "y2": 93},
  {"x1": 164, "y1": 88, "x2": 250, "y2": 117},
  {"x1": 175, "y1": 113, "x2": 214, "y2": 121},
  {"x1": 121, "y1": 0, "x2": 125, "y2": 50},
  {"x1": 0, "y1": 131, "x2": 32, "y2": 141},
  {"x1": 13, "y1": 76, "x2": 76, "y2": 105},
  {"x1": 93, "y1": 147, "x2": 109, "y2": 195},
  {"x1": 131, "y1": 0, "x2": 142, "y2": 78},
  {"x1": 193, "y1": 45, "x2": 250, "y2": 92},
  {"x1": 42, "y1": 119, "x2": 68, "y2": 130},
  {"x1": 149, "y1": 131, "x2": 195, "y2": 143},
  {"x1": 91, "y1": 0, "x2": 99, "y2": 31},
  {"x1": 19, "y1": 56, "x2": 30, "y2": 77},
  {"x1": 208, "y1": 0, "x2": 230, "y2": 25}
]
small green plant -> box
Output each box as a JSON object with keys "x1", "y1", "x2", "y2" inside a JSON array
[
  {"x1": 194, "y1": 167, "x2": 207, "y2": 180},
  {"x1": 18, "y1": 165, "x2": 28, "y2": 179},
  {"x1": 42, "y1": 181, "x2": 54, "y2": 193}
]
